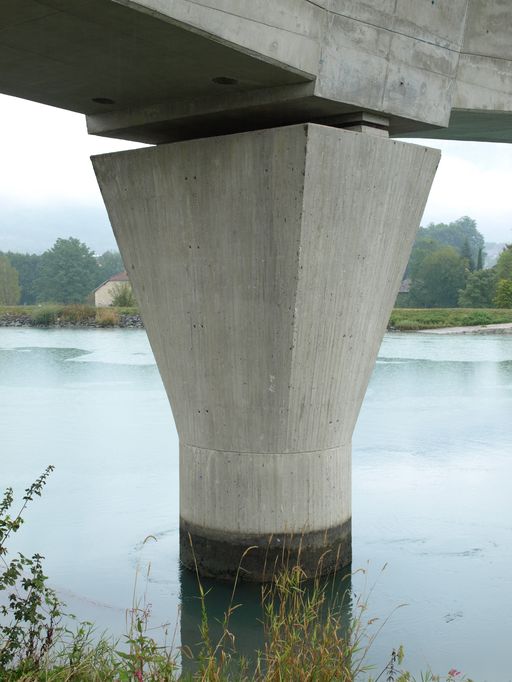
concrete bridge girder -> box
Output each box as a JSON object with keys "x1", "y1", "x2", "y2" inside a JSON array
[
  {"x1": 84, "y1": 0, "x2": 512, "y2": 143},
  {"x1": 2, "y1": 1, "x2": 512, "y2": 143}
]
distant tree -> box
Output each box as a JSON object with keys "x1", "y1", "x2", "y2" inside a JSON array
[
  {"x1": 494, "y1": 279, "x2": 512, "y2": 308},
  {"x1": 418, "y1": 216, "x2": 484, "y2": 263},
  {"x1": 476, "y1": 247, "x2": 484, "y2": 271},
  {"x1": 36, "y1": 238, "x2": 100, "y2": 304},
  {"x1": 96, "y1": 250, "x2": 124, "y2": 286},
  {"x1": 409, "y1": 246, "x2": 467, "y2": 307},
  {"x1": 0, "y1": 255, "x2": 21, "y2": 305},
  {"x1": 406, "y1": 237, "x2": 442, "y2": 279},
  {"x1": 2, "y1": 252, "x2": 42, "y2": 304},
  {"x1": 458, "y1": 268, "x2": 498, "y2": 308},
  {"x1": 461, "y1": 237, "x2": 475, "y2": 271},
  {"x1": 496, "y1": 244, "x2": 512, "y2": 281}
]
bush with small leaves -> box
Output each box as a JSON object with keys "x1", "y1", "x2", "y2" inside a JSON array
[
  {"x1": 111, "y1": 283, "x2": 136, "y2": 308},
  {"x1": 29, "y1": 306, "x2": 60, "y2": 327},
  {"x1": 494, "y1": 279, "x2": 512, "y2": 308},
  {"x1": 0, "y1": 466, "x2": 63, "y2": 670}
]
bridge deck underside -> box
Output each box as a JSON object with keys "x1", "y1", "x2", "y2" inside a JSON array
[{"x1": 1, "y1": 0, "x2": 512, "y2": 144}]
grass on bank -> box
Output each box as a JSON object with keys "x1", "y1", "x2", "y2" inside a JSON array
[
  {"x1": 0, "y1": 304, "x2": 138, "y2": 327},
  {"x1": 389, "y1": 308, "x2": 512, "y2": 331},
  {"x1": 1, "y1": 469, "x2": 474, "y2": 682}
]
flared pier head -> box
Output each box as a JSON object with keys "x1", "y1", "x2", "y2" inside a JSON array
[{"x1": 93, "y1": 123, "x2": 438, "y2": 580}]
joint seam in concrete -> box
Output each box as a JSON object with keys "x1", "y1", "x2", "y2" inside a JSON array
[
  {"x1": 182, "y1": 442, "x2": 347, "y2": 456},
  {"x1": 304, "y1": 0, "x2": 466, "y2": 54},
  {"x1": 171, "y1": 0, "x2": 317, "y2": 41},
  {"x1": 306, "y1": 2, "x2": 512, "y2": 68}
]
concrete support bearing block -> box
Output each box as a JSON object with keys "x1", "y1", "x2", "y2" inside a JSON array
[{"x1": 92, "y1": 124, "x2": 439, "y2": 581}]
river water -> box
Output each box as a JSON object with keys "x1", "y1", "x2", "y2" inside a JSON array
[{"x1": 1, "y1": 327, "x2": 511, "y2": 680}]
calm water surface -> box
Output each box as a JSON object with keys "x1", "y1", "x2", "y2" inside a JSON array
[{"x1": 1, "y1": 327, "x2": 511, "y2": 680}]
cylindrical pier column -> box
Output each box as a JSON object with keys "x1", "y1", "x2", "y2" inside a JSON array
[{"x1": 93, "y1": 124, "x2": 439, "y2": 580}]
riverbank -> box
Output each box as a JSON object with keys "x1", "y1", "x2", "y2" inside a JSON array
[
  {"x1": 418, "y1": 322, "x2": 512, "y2": 335},
  {"x1": 2, "y1": 305, "x2": 512, "y2": 333},
  {"x1": 389, "y1": 308, "x2": 512, "y2": 331},
  {"x1": 0, "y1": 304, "x2": 143, "y2": 328}
]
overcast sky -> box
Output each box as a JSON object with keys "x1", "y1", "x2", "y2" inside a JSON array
[{"x1": 1, "y1": 93, "x2": 511, "y2": 253}]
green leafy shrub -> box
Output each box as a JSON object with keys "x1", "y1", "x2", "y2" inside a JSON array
[
  {"x1": 0, "y1": 466, "x2": 62, "y2": 670},
  {"x1": 494, "y1": 279, "x2": 512, "y2": 308},
  {"x1": 111, "y1": 284, "x2": 136, "y2": 308}
]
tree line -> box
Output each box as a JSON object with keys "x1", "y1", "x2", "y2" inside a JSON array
[
  {"x1": 0, "y1": 238, "x2": 124, "y2": 305},
  {"x1": 1, "y1": 221, "x2": 512, "y2": 309},
  {"x1": 400, "y1": 215, "x2": 512, "y2": 308}
]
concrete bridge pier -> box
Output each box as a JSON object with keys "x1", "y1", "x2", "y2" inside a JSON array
[{"x1": 92, "y1": 123, "x2": 439, "y2": 581}]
